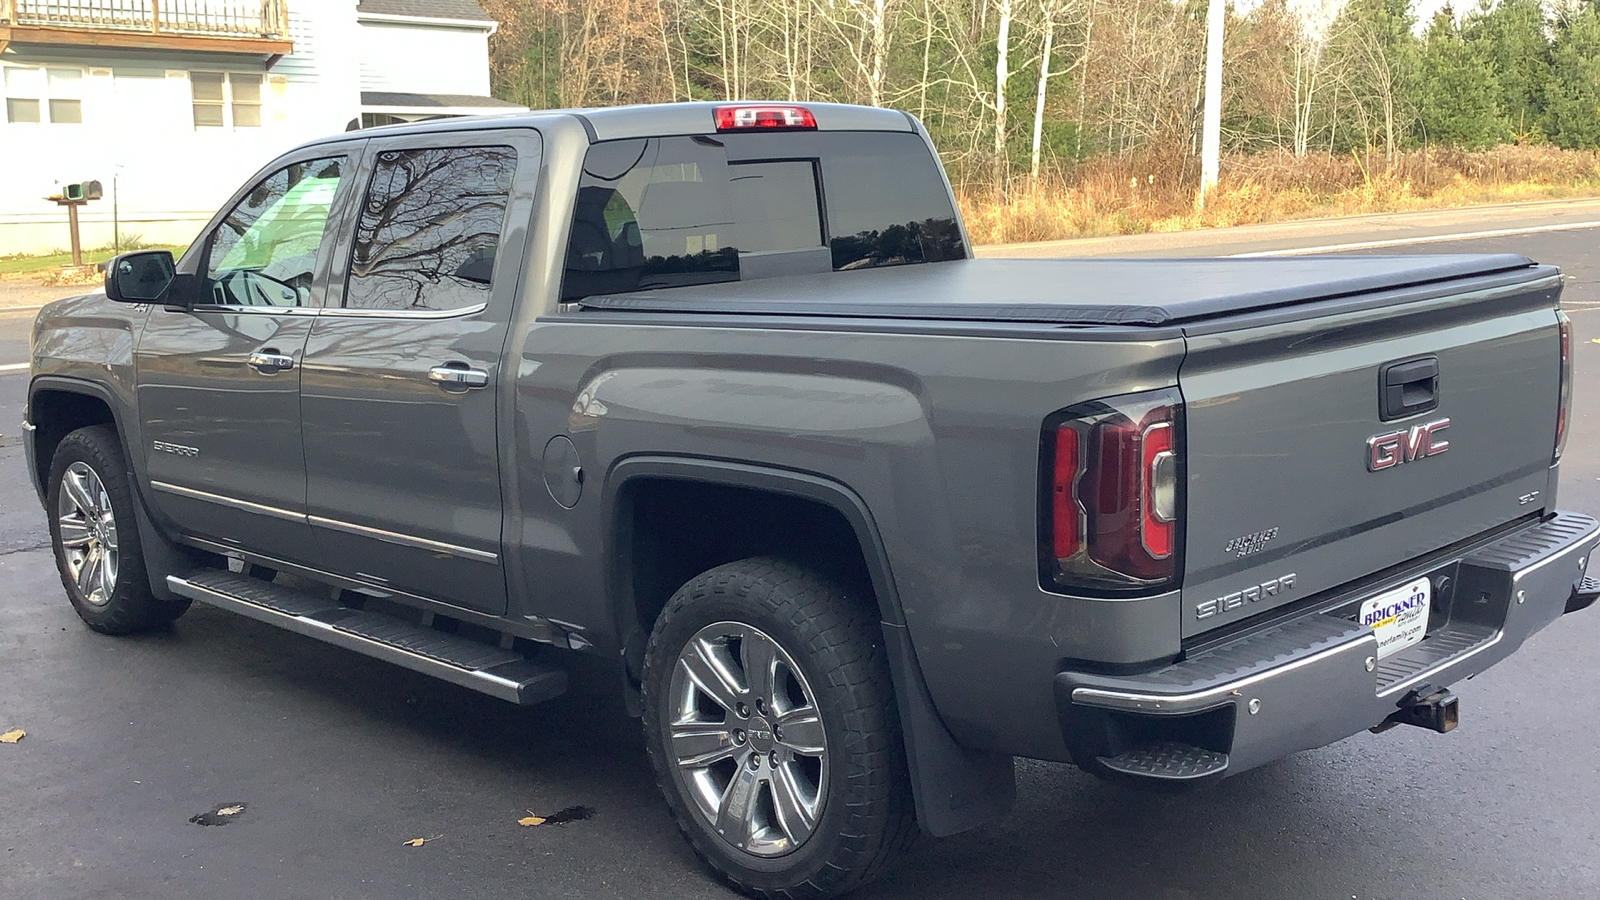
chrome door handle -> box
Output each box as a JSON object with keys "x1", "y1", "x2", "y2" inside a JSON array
[
  {"x1": 428, "y1": 363, "x2": 490, "y2": 390},
  {"x1": 248, "y1": 349, "x2": 295, "y2": 374}
]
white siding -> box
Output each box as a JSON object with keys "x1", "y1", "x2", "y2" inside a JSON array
[
  {"x1": 0, "y1": 2, "x2": 363, "y2": 255},
  {"x1": 0, "y1": 0, "x2": 501, "y2": 256},
  {"x1": 358, "y1": 21, "x2": 491, "y2": 96}
]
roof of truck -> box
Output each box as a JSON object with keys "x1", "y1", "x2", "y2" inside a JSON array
[{"x1": 326, "y1": 101, "x2": 917, "y2": 145}]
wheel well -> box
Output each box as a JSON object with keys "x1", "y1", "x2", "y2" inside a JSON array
[
  {"x1": 29, "y1": 388, "x2": 117, "y2": 494},
  {"x1": 619, "y1": 478, "x2": 879, "y2": 678}
]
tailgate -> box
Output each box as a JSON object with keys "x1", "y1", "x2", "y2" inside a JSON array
[{"x1": 1178, "y1": 268, "x2": 1563, "y2": 637}]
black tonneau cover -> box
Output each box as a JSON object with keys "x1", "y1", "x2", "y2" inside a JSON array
[{"x1": 576, "y1": 255, "x2": 1538, "y2": 326}]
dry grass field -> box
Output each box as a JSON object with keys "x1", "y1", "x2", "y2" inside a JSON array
[{"x1": 959, "y1": 145, "x2": 1600, "y2": 245}]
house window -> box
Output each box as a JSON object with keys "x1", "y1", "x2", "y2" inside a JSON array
[
  {"x1": 48, "y1": 69, "x2": 83, "y2": 123},
  {"x1": 4, "y1": 66, "x2": 83, "y2": 124},
  {"x1": 192, "y1": 72, "x2": 262, "y2": 129}
]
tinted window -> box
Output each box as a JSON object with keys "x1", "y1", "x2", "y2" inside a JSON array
[
  {"x1": 810, "y1": 133, "x2": 966, "y2": 270},
  {"x1": 345, "y1": 146, "x2": 516, "y2": 313},
  {"x1": 561, "y1": 131, "x2": 962, "y2": 302},
  {"x1": 207, "y1": 156, "x2": 345, "y2": 307}
]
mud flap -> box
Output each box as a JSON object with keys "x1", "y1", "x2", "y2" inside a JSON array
[{"x1": 881, "y1": 622, "x2": 1016, "y2": 837}]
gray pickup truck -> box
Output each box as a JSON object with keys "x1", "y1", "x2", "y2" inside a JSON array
[{"x1": 23, "y1": 101, "x2": 1600, "y2": 898}]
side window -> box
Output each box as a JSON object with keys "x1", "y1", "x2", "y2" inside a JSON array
[
  {"x1": 344, "y1": 146, "x2": 517, "y2": 313},
  {"x1": 206, "y1": 156, "x2": 346, "y2": 308}
]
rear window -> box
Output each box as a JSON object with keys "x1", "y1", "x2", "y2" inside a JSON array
[{"x1": 561, "y1": 131, "x2": 964, "y2": 302}]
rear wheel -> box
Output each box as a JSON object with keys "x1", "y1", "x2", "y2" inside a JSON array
[
  {"x1": 642, "y1": 557, "x2": 916, "y2": 899},
  {"x1": 48, "y1": 425, "x2": 189, "y2": 634}
]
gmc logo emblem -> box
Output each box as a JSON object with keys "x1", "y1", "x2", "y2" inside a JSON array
[{"x1": 1367, "y1": 418, "x2": 1450, "y2": 471}]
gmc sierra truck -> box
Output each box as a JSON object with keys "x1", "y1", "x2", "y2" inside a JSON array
[{"x1": 23, "y1": 102, "x2": 1600, "y2": 898}]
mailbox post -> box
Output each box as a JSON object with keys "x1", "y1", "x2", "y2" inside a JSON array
[{"x1": 47, "y1": 180, "x2": 103, "y2": 268}]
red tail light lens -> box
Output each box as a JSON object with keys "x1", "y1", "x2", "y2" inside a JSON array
[
  {"x1": 1042, "y1": 389, "x2": 1182, "y2": 594},
  {"x1": 714, "y1": 105, "x2": 818, "y2": 131},
  {"x1": 1556, "y1": 310, "x2": 1572, "y2": 463},
  {"x1": 1051, "y1": 424, "x2": 1083, "y2": 559}
]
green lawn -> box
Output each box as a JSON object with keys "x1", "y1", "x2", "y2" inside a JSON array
[{"x1": 0, "y1": 245, "x2": 187, "y2": 277}]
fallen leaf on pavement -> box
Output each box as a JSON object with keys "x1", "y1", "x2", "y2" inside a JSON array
[
  {"x1": 519, "y1": 805, "x2": 595, "y2": 827},
  {"x1": 0, "y1": 729, "x2": 23, "y2": 744},
  {"x1": 189, "y1": 802, "x2": 249, "y2": 826}
]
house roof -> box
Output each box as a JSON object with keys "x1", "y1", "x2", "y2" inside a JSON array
[
  {"x1": 361, "y1": 91, "x2": 523, "y2": 110},
  {"x1": 356, "y1": 0, "x2": 494, "y2": 22}
]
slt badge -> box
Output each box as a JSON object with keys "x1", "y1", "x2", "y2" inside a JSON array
[{"x1": 1366, "y1": 418, "x2": 1449, "y2": 472}]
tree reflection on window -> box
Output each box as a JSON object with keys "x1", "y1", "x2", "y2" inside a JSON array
[
  {"x1": 831, "y1": 217, "x2": 966, "y2": 270},
  {"x1": 346, "y1": 146, "x2": 516, "y2": 312}
]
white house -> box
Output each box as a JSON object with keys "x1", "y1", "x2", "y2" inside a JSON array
[{"x1": 0, "y1": 0, "x2": 521, "y2": 256}]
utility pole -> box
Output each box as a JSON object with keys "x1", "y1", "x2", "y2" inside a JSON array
[{"x1": 1198, "y1": 0, "x2": 1224, "y2": 210}]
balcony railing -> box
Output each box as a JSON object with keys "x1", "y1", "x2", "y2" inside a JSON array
[{"x1": 0, "y1": 1, "x2": 291, "y2": 51}]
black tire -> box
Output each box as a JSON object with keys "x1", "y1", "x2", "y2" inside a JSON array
[
  {"x1": 47, "y1": 425, "x2": 190, "y2": 634},
  {"x1": 641, "y1": 557, "x2": 917, "y2": 900}
]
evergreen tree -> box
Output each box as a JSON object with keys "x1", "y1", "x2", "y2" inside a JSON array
[
  {"x1": 1544, "y1": 7, "x2": 1600, "y2": 148},
  {"x1": 1418, "y1": 10, "x2": 1508, "y2": 149},
  {"x1": 1463, "y1": 0, "x2": 1551, "y2": 141}
]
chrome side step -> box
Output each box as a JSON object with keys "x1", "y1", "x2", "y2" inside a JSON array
[{"x1": 167, "y1": 569, "x2": 567, "y2": 705}]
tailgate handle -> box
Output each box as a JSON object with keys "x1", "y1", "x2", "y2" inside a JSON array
[{"x1": 1380, "y1": 356, "x2": 1439, "y2": 421}]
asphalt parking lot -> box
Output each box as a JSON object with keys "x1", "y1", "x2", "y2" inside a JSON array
[{"x1": 4, "y1": 210, "x2": 1600, "y2": 900}]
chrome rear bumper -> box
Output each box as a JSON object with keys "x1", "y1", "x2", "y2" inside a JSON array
[{"x1": 1056, "y1": 511, "x2": 1599, "y2": 782}]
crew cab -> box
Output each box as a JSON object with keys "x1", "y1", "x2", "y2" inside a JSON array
[{"x1": 23, "y1": 102, "x2": 1600, "y2": 898}]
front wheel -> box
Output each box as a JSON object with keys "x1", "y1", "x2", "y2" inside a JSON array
[
  {"x1": 641, "y1": 557, "x2": 916, "y2": 899},
  {"x1": 47, "y1": 425, "x2": 189, "y2": 634}
]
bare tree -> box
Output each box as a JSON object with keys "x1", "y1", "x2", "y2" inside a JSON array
[{"x1": 994, "y1": 0, "x2": 1013, "y2": 185}]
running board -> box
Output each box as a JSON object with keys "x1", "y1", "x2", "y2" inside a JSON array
[{"x1": 167, "y1": 569, "x2": 567, "y2": 705}]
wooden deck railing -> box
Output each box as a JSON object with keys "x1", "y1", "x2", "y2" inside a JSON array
[{"x1": 2, "y1": 0, "x2": 289, "y2": 40}]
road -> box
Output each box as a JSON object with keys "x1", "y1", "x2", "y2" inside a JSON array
[{"x1": 4, "y1": 208, "x2": 1600, "y2": 900}]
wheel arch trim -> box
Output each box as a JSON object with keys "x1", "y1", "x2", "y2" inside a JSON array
[
  {"x1": 26, "y1": 376, "x2": 135, "y2": 502},
  {"x1": 601, "y1": 455, "x2": 906, "y2": 629}
]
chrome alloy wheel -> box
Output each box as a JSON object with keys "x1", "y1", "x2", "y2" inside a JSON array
[
  {"x1": 56, "y1": 461, "x2": 119, "y2": 606},
  {"x1": 669, "y1": 622, "x2": 829, "y2": 858}
]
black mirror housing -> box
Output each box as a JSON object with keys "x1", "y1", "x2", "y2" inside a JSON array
[{"x1": 105, "y1": 250, "x2": 177, "y2": 304}]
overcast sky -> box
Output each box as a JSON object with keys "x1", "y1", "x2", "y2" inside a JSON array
[{"x1": 1238, "y1": 0, "x2": 1457, "y2": 34}]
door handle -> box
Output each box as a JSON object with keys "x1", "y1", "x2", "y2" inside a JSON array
[
  {"x1": 428, "y1": 362, "x2": 490, "y2": 391},
  {"x1": 248, "y1": 348, "x2": 295, "y2": 374}
]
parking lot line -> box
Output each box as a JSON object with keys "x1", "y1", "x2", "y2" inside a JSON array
[{"x1": 1234, "y1": 220, "x2": 1600, "y2": 256}]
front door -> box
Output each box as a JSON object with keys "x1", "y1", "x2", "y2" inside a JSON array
[
  {"x1": 298, "y1": 130, "x2": 541, "y2": 616},
  {"x1": 137, "y1": 149, "x2": 359, "y2": 562}
]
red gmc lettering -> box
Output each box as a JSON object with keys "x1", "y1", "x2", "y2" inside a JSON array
[{"x1": 1367, "y1": 418, "x2": 1450, "y2": 472}]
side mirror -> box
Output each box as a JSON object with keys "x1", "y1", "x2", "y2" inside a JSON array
[{"x1": 105, "y1": 250, "x2": 176, "y2": 304}]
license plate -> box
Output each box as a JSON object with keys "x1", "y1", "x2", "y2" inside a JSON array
[{"x1": 1359, "y1": 577, "x2": 1431, "y2": 660}]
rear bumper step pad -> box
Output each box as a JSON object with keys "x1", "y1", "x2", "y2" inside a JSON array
[{"x1": 168, "y1": 569, "x2": 567, "y2": 705}]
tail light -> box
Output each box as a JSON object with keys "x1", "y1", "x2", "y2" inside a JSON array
[
  {"x1": 1042, "y1": 389, "x2": 1182, "y2": 594},
  {"x1": 714, "y1": 105, "x2": 817, "y2": 131},
  {"x1": 1556, "y1": 310, "x2": 1572, "y2": 463}
]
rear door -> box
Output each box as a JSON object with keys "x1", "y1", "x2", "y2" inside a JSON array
[
  {"x1": 1178, "y1": 276, "x2": 1562, "y2": 636},
  {"x1": 297, "y1": 129, "x2": 540, "y2": 616},
  {"x1": 138, "y1": 147, "x2": 360, "y2": 562}
]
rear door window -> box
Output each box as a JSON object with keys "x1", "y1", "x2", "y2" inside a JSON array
[
  {"x1": 343, "y1": 145, "x2": 517, "y2": 313},
  {"x1": 562, "y1": 131, "x2": 963, "y2": 302}
]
